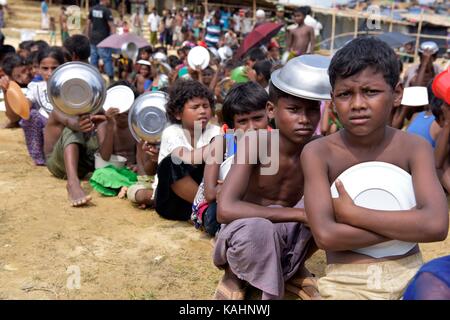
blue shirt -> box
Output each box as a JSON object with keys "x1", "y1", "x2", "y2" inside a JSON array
[
  {"x1": 220, "y1": 11, "x2": 231, "y2": 30},
  {"x1": 41, "y1": 2, "x2": 48, "y2": 14},
  {"x1": 205, "y1": 22, "x2": 223, "y2": 48},
  {"x1": 406, "y1": 111, "x2": 436, "y2": 148}
]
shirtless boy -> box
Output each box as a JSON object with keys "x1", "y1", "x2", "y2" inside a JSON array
[
  {"x1": 287, "y1": 6, "x2": 315, "y2": 56},
  {"x1": 301, "y1": 37, "x2": 448, "y2": 300},
  {"x1": 213, "y1": 55, "x2": 331, "y2": 300}
]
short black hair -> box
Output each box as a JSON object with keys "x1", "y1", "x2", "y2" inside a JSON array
[
  {"x1": 328, "y1": 37, "x2": 400, "y2": 89},
  {"x1": 0, "y1": 46, "x2": 17, "y2": 64},
  {"x1": 63, "y1": 34, "x2": 91, "y2": 61},
  {"x1": 37, "y1": 46, "x2": 65, "y2": 65},
  {"x1": 245, "y1": 47, "x2": 266, "y2": 62},
  {"x1": 1, "y1": 54, "x2": 26, "y2": 76},
  {"x1": 139, "y1": 46, "x2": 153, "y2": 56},
  {"x1": 294, "y1": 6, "x2": 308, "y2": 16},
  {"x1": 32, "y1": 40, "x2": 50, "y2": 52},
  {"x1": 254, "y1": 60, "x2": 272, "y2": 82},
  {"x1": 19, "y1": 40, "x2": 35, "y2": 51},
  {"x1": 303, "y1": 6, "x2": 312, "y2": 15},
  {"x1": 108, "y1": 80, "x2": 139, "y2": 99},
  {"x1": 428, "y1": 78, "x2": 444, "y2": 119},
  {"x1": 222, "y1": 82, "x2": 268, "y2": 128},
  {"x1": 166, "y1": 79, "x2": 215, "y2": 124},
  {"x1": 268, "y1": 82, "x2": 290, "y2": 104},
  {"x1": 167, "y1": 54, "x2": 181, "y2": 69}
]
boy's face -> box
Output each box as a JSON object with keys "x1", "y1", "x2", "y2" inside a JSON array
[
  {"x1": 178, "y1": 50, "x2": 187, "y2": 61},
  {"x1": 269, "y1": 47, "x2": 280, "y2": 60},
  {"x1": 116, "y1": 112, "x2": 129, "y2": 128},
  {"x1": 294, "y1": 12, "x2": 305, "y2": 25},
  {"x1": 267, "y1": 95, "x2": 320, "y2": 145},
  {"x1": 176, "y1": 97, "x2": 213, "y2": 130},
  {"x1": 233, "y1": 109, "x2": 268, "y2": 132},
  {"x1": 140, "y1": 52, "x2": 150, "y2": 61},
  {"x1": 332, "y1": 67, "x2": 403, "y2": 137},
  {"x1": 202, "y1": 69, "x2": 213, "y2": 85},
  {"x1": 12, "y1": 65, "x2": 32, "y2": 87},
  {"x1": 139, "y1": 65, "x2": 151, "y2": 77}
]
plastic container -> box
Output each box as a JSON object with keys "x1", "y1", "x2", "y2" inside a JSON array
[
  {"x1": 94, "y1": 153, "x2": 127, "y2": 169},
  {"x1": 432, "y1": 68, "x2": 450, "y2": 105}
]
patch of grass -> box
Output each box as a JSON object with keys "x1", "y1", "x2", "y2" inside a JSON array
[{"x1": 129, "y1": 290, "x2": 156, "y2": 300}]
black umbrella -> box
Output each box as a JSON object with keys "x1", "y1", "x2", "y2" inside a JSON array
[{"x1": 375, "y1": 32, "x2": 414, "y2": 49}]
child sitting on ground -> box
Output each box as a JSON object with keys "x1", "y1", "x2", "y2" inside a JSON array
[
  {"x1": 301, "y1": 37, "x2": 448, "y2": 300},
  {"x1": 191, "y1": 81, "x2": 269, "y2": 236},
  {"x1": 44, "y1": 108, "x2": 117, "y2": 207},
  {"x1": 1, "y1": 47, "x2": 64, "y2": 164},
  {"x1": 0, "y1": 53, "x2": 33, "y2": 128},
  {"x1": 154, "y1": 79, "x2": 220, "y2": 220},
  {"x1": 213, "y1": 55, "x2": 331, "y2": 300},
  {"x1": 89, "y1": 81, "x2": 145, "y2": 197}
]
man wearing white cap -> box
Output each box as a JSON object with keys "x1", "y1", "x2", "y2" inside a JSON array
[
  {"x1": 404, "y1": 41, "x2": 443, "y2": 87},
  {"x1": 254, "y1": 9, "x2": 266, "y2": 29}
]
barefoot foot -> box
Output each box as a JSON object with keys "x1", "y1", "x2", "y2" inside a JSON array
[
  {"x1": 118, "y1": 186, "x2": 128, "y2": 199},
  {"x1": 67, "y1": 181, "x2": 92, "y2": 207}
]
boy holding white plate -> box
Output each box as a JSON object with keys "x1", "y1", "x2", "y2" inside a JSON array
[
  {"x1": 213, "y1": 55, "x2": 330, "y2": 300},
  {"x1": 301, "y1": 37, "x2": 449, "y2": 300}
]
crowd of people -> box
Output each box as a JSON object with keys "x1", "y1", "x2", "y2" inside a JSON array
[{"x1": 0, "y1": 1, "x2": 450, "y2": 301}]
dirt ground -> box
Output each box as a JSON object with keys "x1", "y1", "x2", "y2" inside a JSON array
[{"x1": 0, "y1": 112, "x2": 449, "y2": 300}]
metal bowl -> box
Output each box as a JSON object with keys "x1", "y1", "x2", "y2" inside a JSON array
[
  {"x1": 47, "y1": 62, "x2": 106, "y2": 116},
  {"x1": 271, "y1": 54, "x2": 332, "y2": 101},
  {"x1": 128, "y1": 91, "x2": 169, "y2": 143},
  {"x1": 418, "y1": 41, "x2": 439, "y2": 54}
]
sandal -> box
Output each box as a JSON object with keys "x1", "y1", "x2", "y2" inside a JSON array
[
  {"x1": 213, "y1": 279, "x2": 246, "y2": 300},
  {"x1": 286, "y1": 267, "x2": 321, "y2": 300},
  {"x1": 286, "y1": 276, "x2": 321, "y2": 300}
]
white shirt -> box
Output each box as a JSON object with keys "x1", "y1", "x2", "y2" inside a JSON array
[
  {"x1": 232, "y1": 14, "x2": 241, "y2": 33},
  {"x1": 151, "y1": 123, "x2": 220, "y2": 198},
  {"x1": 147, "y1": 13, "x2": 161, "y2": 32},
  {"x1": 304, "y1": 15, "x2": 322, "y2": 37},
  {"x1": 26, "y1": 81, "x2": 53, "y2": 118},
  {"x1": 158, "y1": 123, "x2": 220, "y2": 163}
]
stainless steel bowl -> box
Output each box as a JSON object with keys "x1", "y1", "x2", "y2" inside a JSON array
[
  {"x1": 271, "y1": 54, "x2": 332, "y2": 101},
  {"x1": 128, "y1": 91, "x2": 169, "y2": 143},
  {"x1": 418, "y1": 41, "x2": 439, "y2": 54},
  {"x1": 121, "y1": 41, "x2": 139, "y2": 61},
  {"x1": 47, "y1": 62, "x2": 106, "y2": 115}
]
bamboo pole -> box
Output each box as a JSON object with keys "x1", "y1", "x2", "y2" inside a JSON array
[
  {"x1": 389, "y1": 1, "x2": 395, "y2": 32},
  {"x1": 413, "y1": 8, "x2": 424, "y2": 63},
  {"x1": 330, "y1": 7, "x2": 336, "y2": 53},
  {"x1": 354, "y1": 11, "x2": 358, "y2": 38}
]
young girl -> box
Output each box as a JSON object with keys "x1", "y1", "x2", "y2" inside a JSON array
[
  {"x1": 137, "y1": 79, "x2": 220, "y2": 220},
  {"x1": 134, "y1": 60, "x2": 153, "y2": 94},
  {"x1": 2, "y1": 46, "x2": 64, "y2": 165},
  {"x1": 191, "y1": 82, "x2": 270, "y2": 236}
]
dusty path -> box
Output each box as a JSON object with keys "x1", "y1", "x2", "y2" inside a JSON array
[{"x1": 0, "y1": 113, "x2": 448, "y2": 299}]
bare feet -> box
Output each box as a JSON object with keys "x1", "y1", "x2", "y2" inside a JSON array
[
  {"x1": 67, "y1": 181, "x2": 92, "y2": 207},
  {"x1": 118, "y1": 186, "x2": 128, "y2": 199},
  {"x1": 213, "y1": 267, "x2": 246, "y2": 300}
]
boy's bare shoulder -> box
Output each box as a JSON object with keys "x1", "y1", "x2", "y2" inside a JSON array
[
  {"x1": 390, "y1": 127, "x2": 431, "y2": 150},
  {"x1": 303, "y1": 133, "x2": 339, "y2": 156}
]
